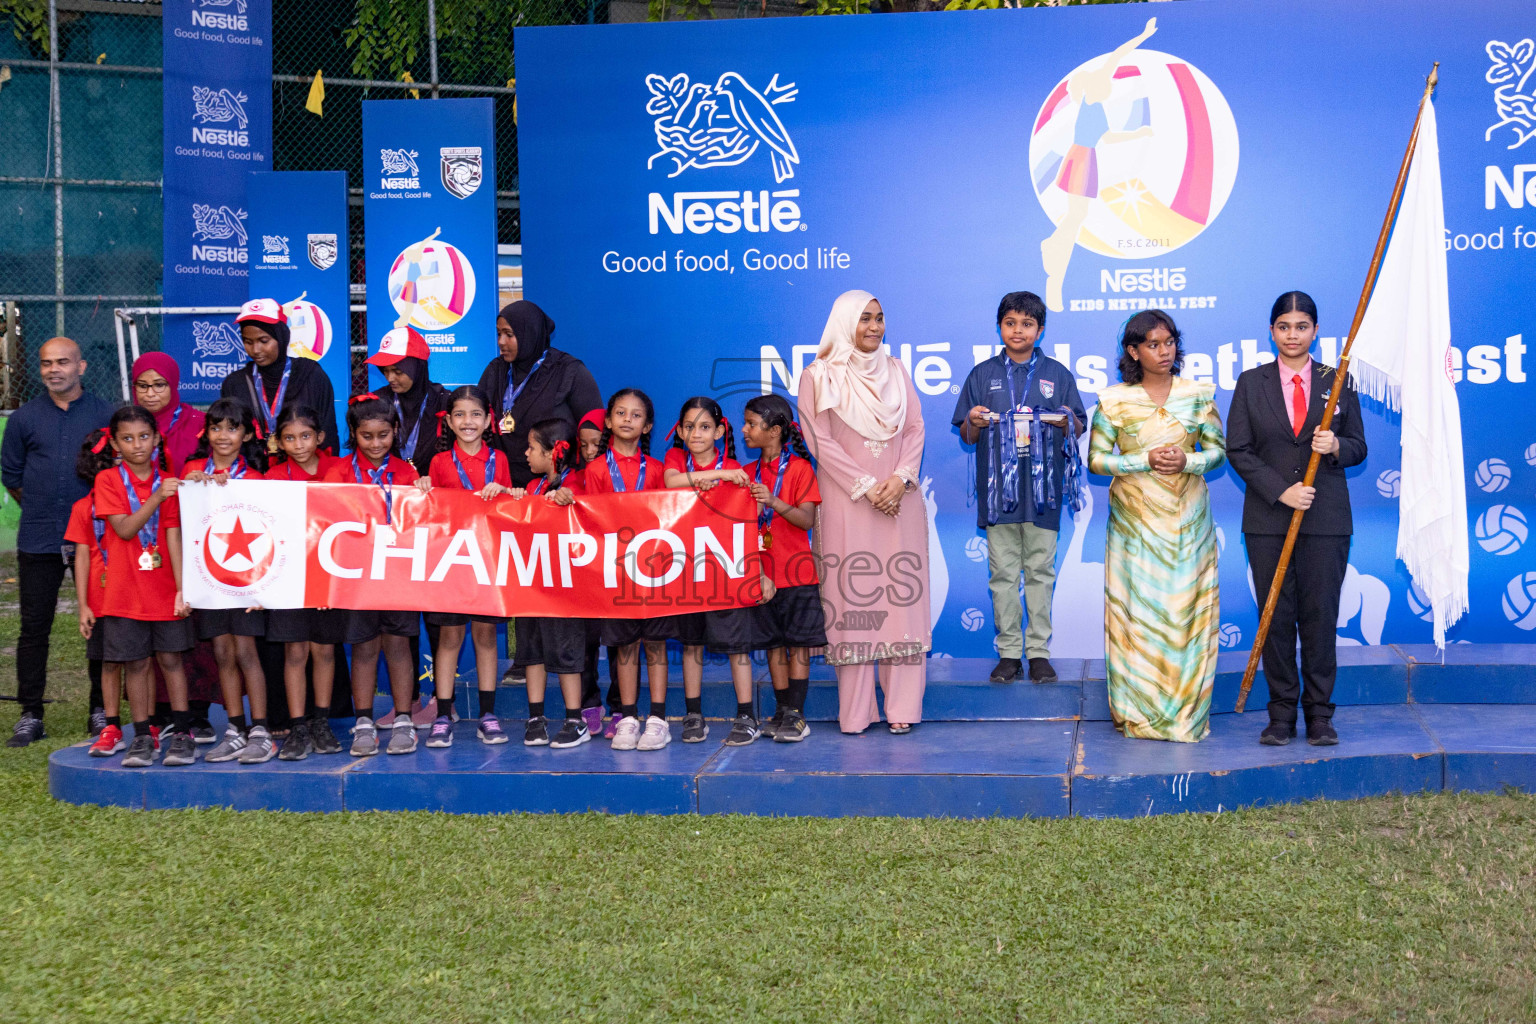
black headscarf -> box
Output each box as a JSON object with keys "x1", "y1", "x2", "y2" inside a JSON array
[
  {"x1": 249, "y1": 321, "x2": 293, "y2": 390},
  {"x1": 499, "y1": 300, "x2": 556, "y2": 385},
  {"x1": 390, "y1": 355, "x2": 432, "y2": 420}
]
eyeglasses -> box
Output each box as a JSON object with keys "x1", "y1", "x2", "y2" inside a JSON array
[{"x1": 134, "y1": 381, "x2": 170, "y2": 393}]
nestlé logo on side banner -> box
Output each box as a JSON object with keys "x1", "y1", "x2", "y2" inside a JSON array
[
  {"x1": 191, "y1": 0, "x2": 247, "y2": 31},
  {"x1": 646, "y1": 72, "x2": 803, "y2": 236},
  {"x1": 307, "y1": 233, "x2": 338, "y2": 270},
  {"x1": 261, "y1": 234, "x2": 290, "y2": 264},
  {"x1": 191, "y1": 204, "x2": 248, "y2": 263},
  {"x1": 1483, "y1": 40, "x2": 1536, "y2": 210},
  {"x1": 441, "y1": 147, "x2": 483, "y2": 199},
  {"x1": 190, "y1": 321, "x2": 244, "y2": 381},
  {"x1": 191, "y1": 86, "x2": 250, "y2": 147},
  {"x1": 381, "y1": 148, "x2": 421, "y2": 189}
]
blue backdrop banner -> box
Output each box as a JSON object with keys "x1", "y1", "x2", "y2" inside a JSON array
[
  {"x1": 517, "y1": 0, "x2": 1536, "y2": 657},
  {"x1": 361, "y1": 98, "x2": 498, "y2": 391},
  {"x1": 246, "y1": 171, "x2": 352, "y2": 441},
  {"x1": 161, "y1": 0, "x2": 273, "y2": 401}
]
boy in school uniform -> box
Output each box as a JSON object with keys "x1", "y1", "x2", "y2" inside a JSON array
[{"x1": 953, "y1": 291, "x2": 1086, "y2": 684}]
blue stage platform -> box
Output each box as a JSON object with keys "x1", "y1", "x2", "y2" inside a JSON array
[{"x1": 48, "y1": 645, "x2": 1536, "y2": 818}]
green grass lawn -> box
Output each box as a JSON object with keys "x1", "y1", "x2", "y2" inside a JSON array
[{"x1": 0, "y1": 556, "x2": 1533, "y2": 1023}]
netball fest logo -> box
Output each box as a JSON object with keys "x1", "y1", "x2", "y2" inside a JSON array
[
  {"x1": 1030, "y1": 18, "x2": 1239, "y2": 311},
  {"x1": 282, "y1": 292, "x2": 334, "y2": 361},
  {"x1": 388, "y1": 227, "x2": 477, "y2": 332},
  {"x1": 185, "y1": 487, "x2": 305, "y2": 609}
]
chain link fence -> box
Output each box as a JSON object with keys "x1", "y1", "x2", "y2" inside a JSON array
[{"x1": 0, "y1": 0, "x2": 599, "y2": 410}]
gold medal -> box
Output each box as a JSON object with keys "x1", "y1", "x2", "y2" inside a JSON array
[
  {"x1": 760, "y1": 529, "x2": 773, "y2": 550},
  {"x1": 500, "y1": 413, "x2": 515, "y2": 434},
  {"x1": 100, "y1": 571, "x2": 107, "y2": 589},
  {"x1": 138, "y1": 549, "x2": 157, "y2": 571},
  {"x1": 266, "y1": 433, "x2": 280, "y2": 454}
]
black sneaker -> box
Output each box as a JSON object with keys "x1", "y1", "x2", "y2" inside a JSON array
[
  {"x1": 1306, "y1": 719, "x2": 1339, "y2": 746},
  {"x1": 6, "y1": 713, "x2": 45, "y2": 748},
  {"x1": 774, "y1": 708, "x2": 809, "y2": 743},
  {"x1": 190, "y1": 718, "x2": 217, "y2": 745},
  {"x1": 725, "y1": 714, "x2": 760, "y2": 746},
  {"x1": 760, "y1": 705, "x2": 786, "y2": 740},
  {"x1": 501, "y1": 664, "x2": 526, "y2": 685},
  {"x1": 1028, "y1": 658, "x2": 1058, "y2": 683},
  {"x1": 121, "y1": 732, "x2": 156, "y2": 767},
  {"x1": 307, "y1": 716, "x2": 343, "y2": 755},
  {"x1": 278, "y1": 720, "x2": 312, "y2": 761},
  {"x1": 681, "y1": 712, "x2": 709, "y2": 743},
  {"x1": 523, "y1": 716, "x2": 550, "y2": 747},
  {"x1": 1260, "y1": 721, "x2": 1296, "y2": 746},
  {"x1": 162, "y1": 730, "x2": 198, "y2": 766},
  {"x1": 989, "y1": 658, "x2": 1023, "y2": 683},
  {"x1": 88, "y1": 708, "x2": 107, "y2": 738},
  {"x1": 550, "y1": 718, "x2": 591, "y2": 749}
]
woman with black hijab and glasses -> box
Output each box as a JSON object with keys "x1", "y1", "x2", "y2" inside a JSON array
[
  {"x1": 367, "y1": 325, "x2": 450, "y2": 477},
  {"x1": 477, "y1": 300, "x2": 602, "y2": 487}
]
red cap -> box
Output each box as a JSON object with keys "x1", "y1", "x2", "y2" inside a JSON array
[
  {"x1": 236, "y1": 298, "x2": 285, "y2": 325},
  {"x1": 366, "y1": 326, "x2": 430, "y2": 367},
  {"x1": 577, "y1": 408, "x2": 606, "y2": 433}
]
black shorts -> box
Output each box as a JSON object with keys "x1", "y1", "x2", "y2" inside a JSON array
[
  {"x1": 752, "y1": 583, "x2": 828, "y2": 651},
  {"x1": 600, "y1": 615, "x2": 678, "y2": 648},
  {"x1": 705, "y1": 607, "x2": 756, "y2": 655},
  {"x1": 517, "y1": 617, "x2": 588, "y2": 675},
  {"x1": 673, "y1": 611, "x2": 707, "y2": 647},
  {"x1": 86, "y1": 623, "x2": 105, "y2": 662},
  {"x1": 265, "y1": 608, "x2": 349, "y2": 645},
  {"x1": 194, "y1": 607, "x2": 266, "y2": 641},
  {"x1": 424, "y1": 611, "x2": 506, "y2": 628},
  {"x1": 344, "y1": 609, "x2": 420, "y2": 644},
  {"x1": 99, "y1": 615, "x2": 197, "y2": 663}
]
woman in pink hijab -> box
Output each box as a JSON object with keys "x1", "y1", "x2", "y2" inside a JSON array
[
  {"x1": 798, "y1": 290, "x2": 930, "y2": 734},
  {"x1": 130, "y1": 352, "x2": 205, "y2": 472}
]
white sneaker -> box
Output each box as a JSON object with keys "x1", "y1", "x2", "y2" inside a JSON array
[
  {"x1": 610, "y1": 715, "x2": 642, "y2": 751},
  {"x1": 637, "y1": 715, "x2": 672, "y2": 751}
]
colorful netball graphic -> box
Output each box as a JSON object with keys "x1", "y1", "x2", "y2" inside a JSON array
[
  {"x1": 387, "y1": 227, "x2": 478, "y2": 332},
  {"x1": 1030, "y1": 18, "x2": 1240, "y2": 311},
  {"x1": 283, "y1": 293, "x2": 334, "y2": 361}
]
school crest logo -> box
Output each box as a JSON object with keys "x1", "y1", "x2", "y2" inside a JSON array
[
  {"x1": 201, "y1": 512, "x2": 278, "y2": 589},
  {"x1": 191, "y1": 86, "x2": 249, "y2": 128},
  {"x1": 1029, "y1": 18, "x2": 1239, "y2": 311},
  {"x1": 440, "y1": 147, "x2": 483, "y2": 199},
  {"x1": 307, "y1": 233, "x2": 338, "y2": 270},
  {"x1": 1040, "y1": 380, "x2": 1055, "y2": 400},
  {"x1": 191, "y1": 320, "x2": 243, "y2": 359},
  {"x1": 645, "y1": 72, "x2": 800, "y2": 183}
]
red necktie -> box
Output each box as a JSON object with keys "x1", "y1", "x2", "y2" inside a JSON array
[{"x1": 1291, "y1": 374, "x2": 1306, "y2": 436}]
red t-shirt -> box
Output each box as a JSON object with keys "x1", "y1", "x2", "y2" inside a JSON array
[
  {"x1": 428, "y1": 442, "x2": 513, "y2": 491},
  {"x1": 264, "y1": 453, "x2": 341, "y2": 481},
  {"x1": 662, "y1": 448, "x2": 742, "y2": 480},
  {"x1": 321, "y1": 454, "x2": 420, "y2": 486},
  {"x1": 528, "y1": 467, "x2": 586, "y2": 497},
  {"x1": 581, "y1": 449, "x2": 666, "y2": 495},
  {"x1": 180, "y1": 454, "x2": 260, "y2": 481},
  {"x1": 63, "y1": 496, "x2": 106, "y2": 617},
  {"x1": 93, "y1": 465, "x2": 182, "y2": 621},
  {"x1": 750, "y1": 452, "x2": 821, "y2": 589}
]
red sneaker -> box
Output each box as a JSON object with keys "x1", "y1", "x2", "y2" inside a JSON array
[{"x1": 89, "y1": 724, "x2": 126, "y2": 757}]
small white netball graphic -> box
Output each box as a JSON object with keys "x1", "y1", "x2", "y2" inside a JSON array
[
  {"x1": 1375, "y1": 469, "x2": 1401, "y2": 498},
  {"x1": 1404, "y1": 580, "x2": 1435, "y2": 622},
  {"x1": 1501, "y1": 572, "x2": 1536, "y2": 630},
  {"x1": 961, "y1": 608, "x2": 986, "y2": 632},
  {"x1": 964, "y1": 536, "x2": 989, "y2": 563},
  {"x1": 1524, "y1": 442, "x2": 1536, "y2": 467},
  {"x1": 1474, "y1": 504, "x2": 1528, "y2": 555},
  {"x1": 1217, "y1": 623, "x2": 1242, "y2": 649},
  {"x1": 1474, "y1": 457, "x2": 1511, "y2": 493}
]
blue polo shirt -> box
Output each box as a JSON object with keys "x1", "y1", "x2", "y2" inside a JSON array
[
  {"x1": 1, "y1": 391, "x2": 115, "y2": 554},
  {"x1": 951, "y1": 351, "x2": 1086, "y2": 531}
]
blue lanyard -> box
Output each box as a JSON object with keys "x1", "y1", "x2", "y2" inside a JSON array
[
  {"x1": 451, "y1": 444, "x2": 499, "y2": 490},
  {"x1": 531, "y1": 469, "x2": 569, "y2": 496},
  {"x1": 502, "y1": 351, "x2": 549, "y2": 414},
  {"x1": 119, "y1": 464, "x2": 161, "y2": 553},
  {"x1": 393, "y1": 395, "x2": 425, "y2": 460},
  {"x1": 203, "y1": 455, "x2": 249, "y2": 479},
  {"x1": 753, "y1": 451, "x2": 791, "y2": 534},
  {"x1": 352, "y1": 454, "x2": 394, "y2": 525},
  {"x1": 255, "y1": 360, "x2": 293, "y2": 436},
  {"x1": 606, "y1": 449, "x2": 646, "y2": 492},
  {"x1": 91, "y1": 497, "x2": 107, "y2": 567},
  {"x1": 1004, "y1": 350, "x2": 1041, "y2": 413},
  {"x1": 685, "y1": 450, "x2": 720, "y2": 473}
]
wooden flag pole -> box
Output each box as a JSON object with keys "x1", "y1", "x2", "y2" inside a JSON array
[{"x1": 1235, "y1": 63, "x2": 1439, "y2": 714}]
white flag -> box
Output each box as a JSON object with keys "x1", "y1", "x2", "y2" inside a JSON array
[{"x1": 1349, "y1": 97, "x2": 1468, "y2": 647}]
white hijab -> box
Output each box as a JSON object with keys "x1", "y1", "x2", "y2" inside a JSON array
[{"x1": 804, "y1": 289, "x2": 907, "y2": 442}]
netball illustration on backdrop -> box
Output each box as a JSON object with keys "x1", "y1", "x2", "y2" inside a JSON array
[
  {"x1": 1030, "y1": 17, "x2": 1240, "y2": 312},
  {"x1": 388, "y1": 227, "x2": 478, "y2": 333}
]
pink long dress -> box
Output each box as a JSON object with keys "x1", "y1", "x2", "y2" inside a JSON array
[{"x1": 798, "y1": 364, "x2": 931, "y2": 732}]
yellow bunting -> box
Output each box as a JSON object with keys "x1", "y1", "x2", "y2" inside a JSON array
[
  {"x1": 402, "y1": 70, "x2": 420, "y2": 100},
  {"x1": 305, "y1": 69, "x2": 325, "y2": 117}
]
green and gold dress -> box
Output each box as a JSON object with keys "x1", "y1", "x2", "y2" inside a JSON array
[{"x1": 1088, "y1": 377, "x2": 1226, "y2": 742}]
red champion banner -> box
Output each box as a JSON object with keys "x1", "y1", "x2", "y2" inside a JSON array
[{"x1": 179, "y1": 480, "x2": 765, "y2": 618}]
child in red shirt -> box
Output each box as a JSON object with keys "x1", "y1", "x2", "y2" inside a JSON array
[
  {"x1": 94, "y1": 406, "x2": 196, "y2": 767},
  {"x1": 68, "y1": 431, "x2": 126, "y2": 757}
]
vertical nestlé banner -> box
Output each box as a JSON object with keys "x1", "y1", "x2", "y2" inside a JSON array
[
  {"x1": 161, "y1": 0, "x2": 273, "y2": 401},
  {"x1": 246, "y1": 171, "x2": 352, "y2": 439},
  {"x1": 361, "y1": 98, "x2": 497, "y2": 390}
]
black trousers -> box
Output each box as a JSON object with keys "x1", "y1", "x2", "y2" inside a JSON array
[
  {"x1": 17, "y1": 550, "x2": 69, "y2": 717},
  {"x1": 1245, "y1": 533, "x2": 1351, "y2": 725}
]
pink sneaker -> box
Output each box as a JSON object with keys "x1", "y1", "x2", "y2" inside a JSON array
[
  {"x1": 603, "y1": 713, "x2": 621, "y2": 740},
  {"x1": 581, "y1": 706, "x2": 604, "y2": 738}
]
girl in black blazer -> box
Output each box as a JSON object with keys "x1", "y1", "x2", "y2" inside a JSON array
[{"x1": 1226, "y1": 291, "x2": 1368, "y2": 747}]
